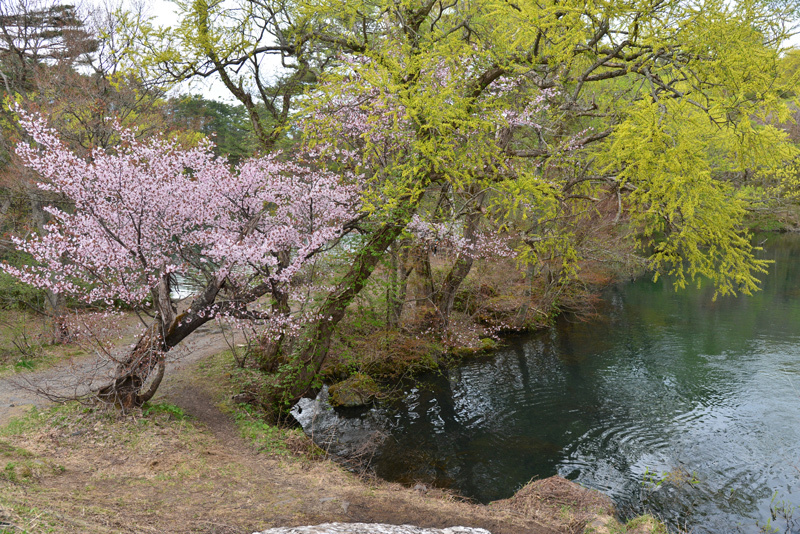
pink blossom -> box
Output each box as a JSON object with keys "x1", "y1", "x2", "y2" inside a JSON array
[{"x1": 4, "y1": 110, "x2": 362, "y2": 332}]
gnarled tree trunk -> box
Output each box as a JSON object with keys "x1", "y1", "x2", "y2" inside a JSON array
[
  {"x1": 270, "y1": 200, "x2": 421, "y2": 414},
  {"x1": 96, "y1": 320, "x2": 165, "y2": 411},
  {"x1": 94, "y1": 272, "x2": 229, "y2": 411},
  {"x1": 434, "y1": 190, "x2": 485, "y2": 331}
]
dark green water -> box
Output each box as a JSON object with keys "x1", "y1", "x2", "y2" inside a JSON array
[{"x1": 369, "y1": 234, "x2": 800, "y2": 533}]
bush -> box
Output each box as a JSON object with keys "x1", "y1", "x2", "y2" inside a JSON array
[{"x1": 0, "y1": 271, "x2": 45, "y2": 310}]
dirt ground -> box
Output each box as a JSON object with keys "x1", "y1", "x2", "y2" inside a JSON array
[
  {"x1": 0, "y1": 317, "x2": 233, "y2": 426},
  {"x1": 0, "y1": 327, "x2": 656, "y2": 534}
]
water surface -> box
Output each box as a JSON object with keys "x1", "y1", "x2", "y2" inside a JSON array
[{"x1": 367, "y1": 234, "x2": 800, "y2": 533}]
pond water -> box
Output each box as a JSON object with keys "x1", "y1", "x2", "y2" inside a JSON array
[{"x1": 364, "y1": 233, "x2": 800, "y2": 533}]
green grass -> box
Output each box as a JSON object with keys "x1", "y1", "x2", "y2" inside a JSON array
[
  {"x1": 234, "y1": 404, "x2": 295, "y2": 455},
  {"x1": 0, "y1": 502, "x2": 61, "y2": 534},
  {"x1": 622, "y1": 514, "x2": 669, "y2": 533},
  {"x1": 0, "y1": 439, "x2": 33, "y2": 458},
  {"x1": 1, "y1": 458, "x2": 65, "y2": 484},
  {"x1": 196, "y1": 350, "x2": 324, "y2": 459},
  {"x1": 0, "y1": 349, "x2": 76, "y2": 378},
  {"x1": 0, "y1": 407, "x2": 50, "y2": 438},
  {"x1": 142, "y1": 401, "x2": 188, "y2": 420},
  {"x1": 0, "y1": 437, "x2": 64, "y2": 487},
  {"x1": 0, "y1": 309, "x2": 88, "y2": 377}
]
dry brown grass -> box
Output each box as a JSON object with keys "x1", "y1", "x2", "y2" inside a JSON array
[
  {"x1": 0, "y1": 348, "x2": 630, "y2": 534},
  {"x1": 491, "y1": 477, "x2": 615, "y2": 534},
  {"x1": 0, "y1": 341, "x2": 671, "y2": 534}
]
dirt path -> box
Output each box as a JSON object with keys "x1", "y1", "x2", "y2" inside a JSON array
[
  {"x1": 0, "y1": 339, "x2": 567, "y2": 534},
  {"x1": 0, "y1": 324, "x2": 612, "y2": 534},
  {"x1": 0, "y1": 321, "x2": 234, "y2": 426}
]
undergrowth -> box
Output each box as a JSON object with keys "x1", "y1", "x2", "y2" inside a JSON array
[{"x1": 197, "y1": 350, "x2": 326, "y2": 460}]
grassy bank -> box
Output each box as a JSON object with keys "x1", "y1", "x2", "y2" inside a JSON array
[
  {"x1": 0, "y1": 349, "x2": 667, "y2": 534},
  {"x1": 0, "y1": 225, "x2": 665, "y2": 532},
  {"x1": 745, "y1": 200, "x2": 800, "y2": 233},
  {"x1": 309, "y1": 251, "x2": 640, "y2": 407}
]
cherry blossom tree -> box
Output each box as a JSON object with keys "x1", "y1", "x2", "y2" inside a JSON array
[{"x1": 3, "y1": 110, "x2": 361, "y2": 409}]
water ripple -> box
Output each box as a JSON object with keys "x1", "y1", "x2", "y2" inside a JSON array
[{"x1": 357, "y1": 234, "x2": 800, "y2": 533}]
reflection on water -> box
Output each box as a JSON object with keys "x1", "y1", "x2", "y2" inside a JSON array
[{"x1": 360, "y1": 234, "x2": 800, "y2": 533}]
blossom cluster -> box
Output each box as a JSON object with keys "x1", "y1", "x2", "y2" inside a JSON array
[
  {"x1": 4, "y1": 111, "x2": 362, "y2": 313},
  {"x1": 405, "y1": 215, "x2": 515, "y2": 260}
]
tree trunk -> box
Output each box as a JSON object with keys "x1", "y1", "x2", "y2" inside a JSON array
[
  {"x1": 45, "y1": 290, "x2": 70, "y2": 344},
  {"x1": 257, "y1": 251, "x2": 291, "y2": 372},
  {"x1": 28, "y1": 188, "x2": 70, "y2": 343},
  {"x1": 271, "y1": 201, "x2": 420, "y2": 411},
  {"x1": 95, "y1": 272, "x2": 231, "y2": 411},
  {"x1": 414, "y1": 244, "x2": 436, "y2": 306},
  {"x1": 96, "y1": 320, "x2": 165, "y2": 412},
  {"x1": 386, "y1": 238, "x2": 412, "y2": 328},
  {"x1": 434, "y1": 191, "x2": 485, "y2": 331}
]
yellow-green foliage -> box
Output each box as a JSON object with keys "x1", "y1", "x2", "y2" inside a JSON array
[
  {"x1": 116, "y1": 0, "x2": 799, "y2": 299},
  {"x1": 602, "y1": 98, "x2": 796, "y2": 297},
  {"x1": 302, "y1": 0, "x2": 798, "y2": 296}
]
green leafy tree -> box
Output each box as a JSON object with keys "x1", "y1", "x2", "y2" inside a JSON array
[
  {"x1": 166, "y1": 94, "x2": 257, "y2": 162},
  {"x1": 115, "y1": 0, "x2": 796, "y2": 412},
  {"x1": 114, "y1": 0, "x2": 324, "y2": 151}
]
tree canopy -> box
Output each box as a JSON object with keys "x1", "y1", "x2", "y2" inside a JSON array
[
  {"x1": 2, "y1": 0, "x2": 799, "y2": 412},
  {"x1": 0, "y1": 0, "x2": 96, "y2": 93},
  {"x1": 120, "y1": 0, "x2": 799, "y2": 294}
]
